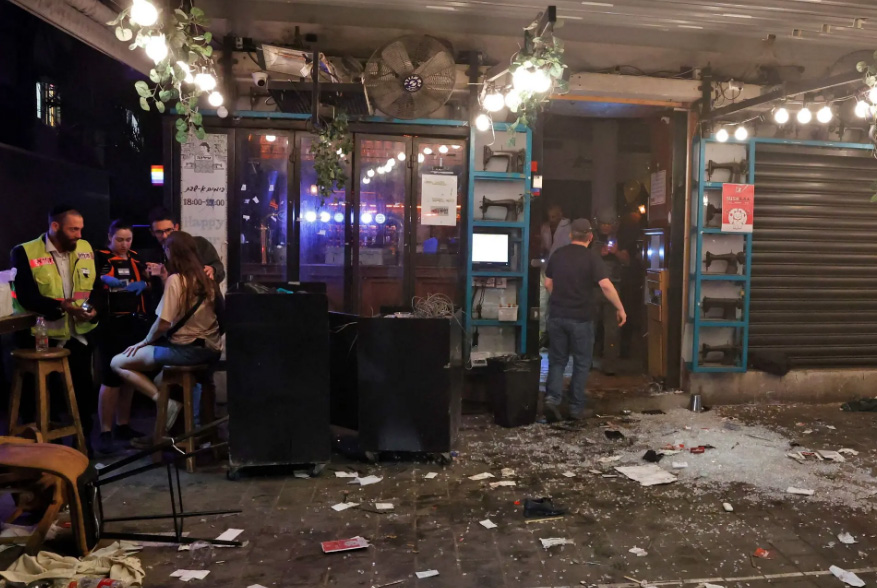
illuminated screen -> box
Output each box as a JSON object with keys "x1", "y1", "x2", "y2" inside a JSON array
[{"x1": 472, "y1": 233, "x2": 509, "y2": 264}]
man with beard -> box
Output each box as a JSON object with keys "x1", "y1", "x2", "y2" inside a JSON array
[{"x1": 10, "y1": 205, "x2": 100, "y2": 452}]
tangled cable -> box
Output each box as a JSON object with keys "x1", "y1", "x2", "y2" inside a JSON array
[{"x1": 412, "y1": 293, "x2": 456, "y2": 318}]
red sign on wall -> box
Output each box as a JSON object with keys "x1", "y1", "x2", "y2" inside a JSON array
[{"x1": 721, "y1": 183, "x2": 755, "y2": 233}]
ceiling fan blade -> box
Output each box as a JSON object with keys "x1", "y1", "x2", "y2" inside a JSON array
[
  {"x1": 386, "y1": 92, "x2": 416, "y2": 118},
  {"x1": 380, "y1": 40, "x2": 414, "y2": 77},
  {"x1": 413, "y1": 51, "x2": 455, "y2": 79}
]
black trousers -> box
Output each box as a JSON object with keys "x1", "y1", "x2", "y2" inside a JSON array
[{"x1": 13, "y1": 332, "x2": 96, "y2": 443}]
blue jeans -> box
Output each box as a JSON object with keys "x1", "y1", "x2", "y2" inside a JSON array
[{"x1": 546, "y1": 317, "x2": 595, "y2": 417}]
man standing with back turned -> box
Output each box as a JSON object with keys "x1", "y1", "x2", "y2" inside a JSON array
[{"x1": 543, "y1": 219, "x2": 626, "y2": 422}]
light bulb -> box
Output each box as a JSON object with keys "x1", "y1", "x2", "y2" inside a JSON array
[
  {"x1": 337, "y1": 148, "x2": 344, "y2": 156},
  {"x1": 397, "y1": 152, "x2": 406, "y2": 161},
  {"x1": 483, "y1": 91, "x2": 505, "y2": 112},
  {"x1": 130, "y1": 0, "x2": 158, "y2": 26},
  {"x1": 176, "y1": 61, "x2": 194, "y2": 84},
  {"x1": 638, "y1": 205, "x2": 646, "y2": 214},
  {"x1": 216, "y1": 106, "x2": 228, "y2": 118},
  {"x1": 144, "y1": 34, "x2": 168, "y2": 64},
  {"x1": 505, "y1": 91, "x2": 522, "y2": 112},
  {"x1": 773, "y1": 107, "x2": 789, "y2": 124},
  {"x1": 386, "y1": 158, "x2": 396, "y2": 167},
  {"x1": 423, "y1": 147, "x2": 433, "y2": 155},
  {"x1": 797, "y1": 107, "x2": 812, "y2": 124},
  {"x1": 367, "y1": 169, "x2": 375, "y2": 178},
  {"x1": 715, "y1": 128, "x2": 729, "y2": 142},
  {"x1": 362, "y1": 177, "x2": 371, "y2": 185},
  {"x1": 855, "y1": 100, "x2": 870, "y2": 118},
  {"x1": 377, "y1": 167, "x2": 386, "y2": 175},
  {"x1": 734, "y1": 126, "x2": 748, "y2": 141},
  {"x1": 869, "y1": 86, "x2": 877, "y2": 104},
  {"x1": 439, "y1": 145, "x2": 449, "y2": 154},
  {"x1": 194, "y1": 71, "x2": 216, "y2": 92},
  {"x1": 817, "y1": 105, "x2": 833, "y2": 123},
  {"x1": 452, "y1": 145, "x2": 461, "y2": 150},
  {"x1": 475, "y1": 113, "x2": 492, "y2": 132},
  {"x1": 208, "y1": 91, "x2": 223, "y2": 107},
  {"x1": 375, "y1": 213, "x2": 387, "y2": 224},
  {"x1": 320, "y1": 211, "x2": 331, "y2": 223},
  {"x1": 418, "y1": 153, "x2": 425, "y2": 163},
  {"x1": 361, "y1": 212, "x2": 373, "y2": 225},
  {"x1": 304, "y1": 211, "x2": 317, "y2": 223},
  {"x1": 532, "y1": 69, "x2": 552, "y2": 93},
  {"x1": 265, "y1": 135, "x2": 276, "y2": 142},
  {"x1": 334, "y1": 213, "x2": 344, "y2": 223},
  {"x1": 309, "y1": 185, "x2": 318, "y2": 195},
  {"x1": 512, "y1": 66, "x2": 535, "y2": 92}
]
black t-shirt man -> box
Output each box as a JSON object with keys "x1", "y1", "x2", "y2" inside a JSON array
[{"x1": 546, "y1": 244, "x2": 608, "y2": 321}]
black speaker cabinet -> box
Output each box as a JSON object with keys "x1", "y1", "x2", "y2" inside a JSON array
[{"x1": 226, "y1": 291, "x2": 330, "y2": 477}]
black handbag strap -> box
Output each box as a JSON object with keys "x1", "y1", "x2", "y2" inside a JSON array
[{"x1": 167, "y1": 293, "x2": 206, "y2": 338}]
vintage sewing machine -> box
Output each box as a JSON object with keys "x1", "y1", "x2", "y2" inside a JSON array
[
  {"x1": 705, "y1": 251, "x2": 745, "y2": 274},
  {"x1": 483, "y1": 146, "x2": 526, "y2": 173},
  {"x1": 707, "y1": 159, "x2": 748, "y2": 183},
  {"x1": 480, "y1": 196, "x2": 524, "y2": 221},
  {"x1": 705, "y1": 203, "x2": 721, "y2": 226},
  {"x1": 701, "y1": 296, "x2": 744, "y2": 320}
]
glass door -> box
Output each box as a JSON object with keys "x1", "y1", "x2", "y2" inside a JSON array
[
  {"x1": 354, "y1": 135, "x2": 410, "y2": 316},
  {"x1": 298, "y1": 133, "x2": 349, "y2": 311},
  {"x1": 413, "y1": 138, "x2": 467, "y2": 307}
]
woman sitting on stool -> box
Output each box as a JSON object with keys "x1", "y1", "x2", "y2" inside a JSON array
[{"x1": 111, "y1": 231, "x2": 223, "y2": 447}]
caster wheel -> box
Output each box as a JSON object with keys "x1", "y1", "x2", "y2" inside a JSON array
[{"x1": 226, "y1": 468, "x2": 241, "y2": 481}]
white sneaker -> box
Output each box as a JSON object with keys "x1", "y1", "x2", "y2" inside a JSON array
[{"x1": 166, "y1": 399, "x2": 182, "y2": 431}]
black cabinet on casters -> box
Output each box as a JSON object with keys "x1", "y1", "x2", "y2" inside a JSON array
[{"x1": 225, "y1": 290, "x2": 331, "y2": 479}]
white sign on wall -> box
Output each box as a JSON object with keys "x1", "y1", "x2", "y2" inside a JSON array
[
  {"x1": 421, "y1": 173, "x2": 458, "y2": 227},
  {"x1": 650, "y1": 170, "x2": 667, "y2": 207},
  {"x1": 180, "y1": 133, "x2": 228, "y2": 282}
]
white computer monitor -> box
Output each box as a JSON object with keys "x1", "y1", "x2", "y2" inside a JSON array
[{"x1": 472, "y1": 233, "x2": 510, "y2": 265}]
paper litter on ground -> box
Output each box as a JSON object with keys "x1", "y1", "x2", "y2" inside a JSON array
[
  {"x1": 349, "y1": 475, "x2": 383, "y2": 486},
  {"x1": 501, "y1": 467, "x2": 516, "y2": 478},
  {"x1": 818, "y1": 450, "x2": 845, "y2": 462},
  {"x1": 468, "y1": 472, "x2": 494, "y2": 481},
  {"x1": 375, "y1": 503, "x2": 394, "y2": 511},
  {"x1": 489, "y1": 480, "x2": 516, "y2": 488},
  {"x1": 321, "y1": 537, "x2": 370, "y2": 553},
  {"x1": 334, "y1": 471, "x2": 358, "y2": 478},
  {"x1": 479, "y1": 519, "x2": 497, "y2": 529},
  {"x1": 787, "y1": 486, "x2": 815, "y2": 496},
  {"x1": 722, "y1": 502, "x2": 734, "y2": 512},
  {"x1": 838, "y1": 448, "x2": 859, "y2": 456},
  {"x1": 562, "y1": 471, "x2": 576, "y2": 478},
  {"x1": 837, "y1": 532, "x2": 857, "y2": 544},
  {"x1": 540, "y1": 538, "x2": 575, "y2": 548},
  {"x1": 615, "y1": 464, "x2": 678, "y2": 487},
  {"x1": 424, "y1": 472, "x2": 438, "y2": 479},
  {"x1": 171, "y1": 569, "x2": 210, "y2": 581},
  {"x1": 215, "y1": 529, "x2": 243, "y2": 542},
  {"x1": 293, "y1": 471, "x2": 310, "y2": 479},
  {"x1": 331, "y1": 502, "x2": 359, "y2": 512},
  {"x1": 416, "y1": 569, "x2": 439, "y2": 579},
  {"x1": 830, "y1": 565, "x2": 865, "y2": 586},
  {"x1": 598, "y1": 455, "x2": 622, "y2": 464},
  {"x1": 628, "y1": 547, "x2": 648, "y2": 557},
  {"x1": 672, "y1": 461, "x2": 688, "y2": 469}
]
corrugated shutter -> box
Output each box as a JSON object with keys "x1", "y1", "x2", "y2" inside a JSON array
[{"x1": 750, "y1": 143, "x2": 877, "y2": 368}]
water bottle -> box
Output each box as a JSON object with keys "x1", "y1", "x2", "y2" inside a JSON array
[
  {"x1": 34, "y1": 316, "x2": 48, "y2": 352},
  {"x1": 65, "y1": 578, "x2": 129, "y2": 588}
]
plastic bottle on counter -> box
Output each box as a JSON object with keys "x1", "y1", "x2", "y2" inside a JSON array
[
  {"x1": 65, "y1": 578, "x2": 129, "y2": 588},
  {"x1": 34, "y1": 316, "x2": 48, "y2": 352}
]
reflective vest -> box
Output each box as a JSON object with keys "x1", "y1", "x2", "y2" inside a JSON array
[{"x1": 13, "y1": 235, "x2": 98, "y2": 338}]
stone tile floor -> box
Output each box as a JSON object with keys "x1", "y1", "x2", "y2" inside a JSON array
[{"x1": 81, "y1": 403, "x2": 877, "y2": 588}]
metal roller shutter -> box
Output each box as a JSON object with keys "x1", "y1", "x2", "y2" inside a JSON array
[{"x1": 750, "y1": 143, "x2": 877, "y2": 368}]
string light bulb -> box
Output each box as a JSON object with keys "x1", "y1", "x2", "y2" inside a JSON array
[
  {"x1": 216, "y1": 106, "x2": 228, "y2": 118},
  {"x1": 130, "y1": 0, "x2": 159, "y2": 26},
  {"x1": 483, "y1": 90, "x2": 505, "y2": 112},
  {"x1": 367, "y1": 169, "x2": 375, "y2": 178},
  {"x1": 797, "y1": 107, "x2": 812, "y2": 124},
  {"x1": 512, "y1": 62, "x2": 535, "y2": 92},
  {"x1": 715, "y1": 128, "x2": 730, "y2": 142},
  {"x1": 734, "y1": 126, "x2": 749, "y2": 141},
  {"x1": 439, "y1": 145, "x2": 449, "y2": 154},
  {"x1": 816, "y1": 105, "x2": 833, "y2": 123},
  {"x1": 207, "y1": 91, "x2": 223, "y2": 107},
  {"x1": 855, "y1": 100, "x2": 870, "y2": 118},
  {"x1": 869, "y1": 86, "x2": 877, "y2": 104},
  {"x1": 474, "y1": 113, "x2": 492, "y2": 132},
  {"x1": 397, "y1": 152, "x2": 406, "y2": 161},
  {"x1": 532, "y1": 68, "x2": 552, "y2": 93},
  {"x1": 773, "y1": 107, "x2": 790, "y2": 124},
  {"x1": 194, "y1": 71, "x2": 217, "y2": 92},
  {"x1": 144, "y1": 34, "x2": 168, "y2": 64},
  {"x1": 505, "y1": 91, "x2": 522, "y2": 112},
  {"x1": 176, "y1": 61, "x2": 194, "y2": 84}
]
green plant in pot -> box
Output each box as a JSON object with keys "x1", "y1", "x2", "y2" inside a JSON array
[
  {"x1": 311, "y1": 113, "x2": 354, "y2": 206},
  {"x1": 503, "y1": 35, "x2": 568, "y2": 143}
]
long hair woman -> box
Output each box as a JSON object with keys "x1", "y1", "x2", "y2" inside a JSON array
[{"x1": 111, "y1": 231, "x2": 222, "y2": 445}]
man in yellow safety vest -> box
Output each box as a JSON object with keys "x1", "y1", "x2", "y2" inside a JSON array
[{"x1": 11, "y1": 205, "x2": 99, "y2": 451}]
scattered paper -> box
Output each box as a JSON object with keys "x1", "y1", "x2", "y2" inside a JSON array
[
  {"x1": 425, "y1": 472, "x2": 439, "y2": 479},
  {"x1": 501, "y1": 468, "x2": 516, "y2": 478},
  {"x1": 171, "y1": 569, "x2": 210, "y2": 582},
  {"x1": 215, "y1": 529, "x2": 243, "y2": 542},
  {"x1": 415, "y1": 570, "x2": 440, "y2": 579},
  {"x1": 588, "y1": 469, "x2": 602, "y2": 475},
  {"x1": 331, "y1": 502, "x2": 359, "y2": 512},
  {"x1": 701, "y1": 584, "x2": 724, "y2": 588},
  {"x1": 672, "y1": 462, "x2": 688, "y2": 469},
  {"x1": 598, "y1": 455, "x2": 622, "y2": 464},
  {"x1": 838, "y1": 448, "x2": 859, "y2": 456},
  {"x1": 469, "y1": 472, "x2": 495, "y2": 481},
  {"x1": 787, "y1": 486, "x2": 815, "y2": 496},
  {"x1": 540, "y1": 537, "x2": 575, "y2": 548},
  {"x1": 802, "y1": 429, "x2": 813, "y2": 434},
  {"x1": 321, "y1": 536, "x2": 370, "y2": 553},
  {"x1": 722, "y1": 502, "x2": 734, "y2": 512},
  {"x1": 350, "y1": 475, "x2": 383, "y2": 486},
  {"x1": 479, "y1": 519, "x2": 497, "y2": 529},
  {"x1": 178, "y1": 541, "x2": 209, "y2": 552},
  {"x1": 293, "y1": 470, "x2": 310, "y2": 479},
  {"x1": 818, "y1": 450, "x2": 845, "y2": 462},
  {"x1": 334, "y1": 471, "x2": 359, "y2": 478},
  {"x1": 615, "y1": 464, "x2": 678, "y2": 487},
  {"x1": 629, "y1": 547, "x2": 648, "y2": 557},
  {"x1": 826, "y1": 425, "x2": 837, "y2": 430},
  {"x1": 838, "y1": 532, "x2": 857, "y2": 545},
  {"x1": 830, "y1": 565, "x2": 865, "y2": 587},
  {"x1": 489, "y1": 480, "x2": 516, "y2": 488},
  {"x1": 562, "y1": 471, "x2": 576, "y2": 478},
  {"x1": 787, "y1": 452, "x2": 806, "y2": 463},
  {"x1": 602, "y1": 474, "x2": 619, "y2": 478},
  {"x1": 375, "y1": 503, "x2": 394, "y2": 511},
  {"x1": 660, "y1": 449, "x2": 682, "y2": 456}
]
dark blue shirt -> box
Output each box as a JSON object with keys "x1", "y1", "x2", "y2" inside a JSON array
[{"x1": 546, "y1": 244, "x2": 609, "y2": 321}]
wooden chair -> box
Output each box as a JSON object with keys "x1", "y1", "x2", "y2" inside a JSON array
[
  {"x1": 153, "y1": 364, "x2": 211, "y2": 473},
  {"x1": 8, "y1": 348, "x2": 87, "y2": 454}
]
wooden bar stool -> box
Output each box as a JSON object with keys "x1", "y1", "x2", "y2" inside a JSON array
[
  {"x1": 153, "y1": 364, "x2": 210, "y2": 473},
  {"x1": 8, "y1": 349, "x2": 87, "y2": 455}
]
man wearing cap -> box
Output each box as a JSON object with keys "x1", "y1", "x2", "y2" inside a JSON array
[{"x1": 543, "y1": 219, "x2": 626, "y2": 422}]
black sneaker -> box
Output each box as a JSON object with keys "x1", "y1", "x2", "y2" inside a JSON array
[
  {"x1": 544, "y1": 403, "x2": 563, "y2": 424},
  {"x1": 114, "y1": 424, "x2": 145, "y2": 441},
  {"x1": 95, "y1": 431, "x2": 116, "y2": 455}
]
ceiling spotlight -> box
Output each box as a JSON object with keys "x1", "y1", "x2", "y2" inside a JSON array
[
  {"x1": 797, "y1": 107, "x2": 812, "y2": 124},
  {"x1": 265, "y1": 135, "x2": 276, "y2": 142},
  {"x1": 397, "y1": 152, "x2": 406, "y2": 161},
  {"x1": 816, "y1": 105, "x2": 833, "y2": 123},
  {"x1": 475, "y1": 113, "x2": 492, "y2": 132},
  {"x1": 367, "y1": 169, "x2": 375, "y2": 178},
  {"x1": 439, "y1": 145, "x2": 449, "y2": 154},
  {"x1": 715, "y1": 128, "x2": 730, "y2": 142},
  {"x1": 483, "y1": 90, "x2": 505, "y2": 112},
  {"x1": 855, "y1": 100, "x2": 870, "y2": 118},
  {"x1": 773, "y1": 107, "x2": 790, "y2": 125},
  {"x1": 423, "y1": 147, "x2": 433, "y2": 155},
  {"x1": 734, "y1": 126, "x2": 749, "y2": 141}
]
